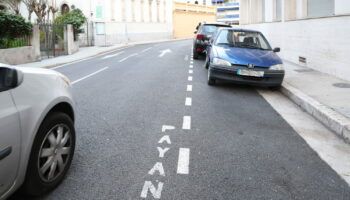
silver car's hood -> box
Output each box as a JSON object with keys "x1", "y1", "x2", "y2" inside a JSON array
[{"x1": 16, "y1": 67, "x2": 60, "y2": 76}]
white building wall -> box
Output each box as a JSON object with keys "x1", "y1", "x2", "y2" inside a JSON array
[
  {"x1": 335, "y1": 0, "x2": 350, "y2": 15},
  {"x1": 240, "y1": 0, "x2": 350, "y2": 81},
  {"x1": 13, "y1": 0, "x2": 173, "y2": 46}
]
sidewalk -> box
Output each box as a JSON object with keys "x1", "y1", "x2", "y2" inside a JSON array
[
  {"x1": 18, "y1": 44, "x2": 124, "y2": 68},
  {"x1": 281, "y1": 61, "x2": 350, "y2": 143},
  {"x1": 17, "y1": 38, "x2": 191, "y2": 69}
]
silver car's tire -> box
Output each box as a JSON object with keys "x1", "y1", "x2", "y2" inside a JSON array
[{"x1": 22, "y1": 112, "x2": 75, "y2": 196}]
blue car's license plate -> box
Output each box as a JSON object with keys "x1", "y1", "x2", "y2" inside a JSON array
[{"x1": 237, "y1": 69, "x2": 264, "y2": 77}]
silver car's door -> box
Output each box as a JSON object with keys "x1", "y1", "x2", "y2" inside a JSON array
[{"x1": 0, "y1": 91, "x2": 21, "y2": 196}]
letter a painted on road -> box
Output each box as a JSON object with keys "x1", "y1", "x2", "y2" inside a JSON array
[
  {"x1": 148, "y1": 162, "x2": 165, "y2": 176},
  {"x1": 158, "y1": 135, "x2": 171, "y2": 144},
  {"x1": 140, "y1": 181, "x2": 164, "y2": 199}
]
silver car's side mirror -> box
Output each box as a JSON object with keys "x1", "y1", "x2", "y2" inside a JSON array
[{"x1": 0, "y1": 66, "x2": 23, "y2": 92}]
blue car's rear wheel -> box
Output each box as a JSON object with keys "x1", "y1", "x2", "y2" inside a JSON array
[{"x1": 208, "y1": 69, "x2": 216, "y2": 85}]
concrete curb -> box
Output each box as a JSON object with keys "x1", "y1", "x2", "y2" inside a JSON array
[
  {"x1": 280, "y1": 82, "x2": 350, "y2": 144},
  {"x1": 35, "y1": 38, "x2": 192, "y2": 69}
]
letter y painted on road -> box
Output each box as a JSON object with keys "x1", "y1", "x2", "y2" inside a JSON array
[{"x1": 157, "y1": 147, "x2": 170, "y2": 158}]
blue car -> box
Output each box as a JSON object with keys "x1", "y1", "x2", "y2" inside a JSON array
[{"x1": 205, "y1": 28, "x2": 284, "y2": 88}]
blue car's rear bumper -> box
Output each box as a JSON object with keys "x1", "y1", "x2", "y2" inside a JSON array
[{"x1": 209, "y1": 65, "x2": 284, "y2": 87}]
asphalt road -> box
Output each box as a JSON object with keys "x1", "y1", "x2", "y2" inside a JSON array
[{"x1": 11, "y1": 40, "x2": 350, "y2": 199}]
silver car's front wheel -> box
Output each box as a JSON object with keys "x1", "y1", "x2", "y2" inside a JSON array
[
  {"x1": 22, "y1": 112, "x2": 75, "y2": 196},
  {"x1": 38, "y1": 124, "x2": 72, "y2": 182}
]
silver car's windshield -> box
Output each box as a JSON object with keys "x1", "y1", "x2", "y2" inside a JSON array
[{"x1": 215, "y1": 30, "x2": 272, "y2": 50}]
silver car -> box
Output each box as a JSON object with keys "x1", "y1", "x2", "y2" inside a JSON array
[{"x1": 0, "y1": 64, "x2": 75, "y2": 199}]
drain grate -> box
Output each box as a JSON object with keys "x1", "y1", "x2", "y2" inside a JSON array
[
  {"x1": 333, "y1": 83, "x2": 350, "y2": 88},
  {"x1": 295, "y1": 69, "x2": 314, "y2": 72}
]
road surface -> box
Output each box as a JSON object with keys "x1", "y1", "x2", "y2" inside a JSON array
[{"x1": 11, "y1": 40, "x2": 350, "y2": 200}]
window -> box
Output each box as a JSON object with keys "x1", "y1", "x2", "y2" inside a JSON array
[
  {"x1": 215, "y1": 30, "x2": 272, "y2": 50},
  {"x1": 262, "y1": 0, "x2": 265, "y2": 22},
  {"x1": 96, "y1": 23, "x2": 105, "y2": 35},
  {"x1": 200, "y1": 25, "x2": 218, "y2": 35},
  {"x1": 0, "y1": 5, "x2": 7, "y2": 11},
  {"x1": 307, "y1": 0, "x2": 334, "y2": 17},
  {"x1": 61, "y1": 4, "x2": 70, "y2": 14},
  {"x1": 200, "y1": 25, "x2": 230, "y2": 35},
  {"x1": 275, "y1": 0, "x2": 282, "y2": 21}
]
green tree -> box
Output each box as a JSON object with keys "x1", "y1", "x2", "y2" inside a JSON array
[{"x1": 55, "y1": 9, "x2": 87, "y2": 33}]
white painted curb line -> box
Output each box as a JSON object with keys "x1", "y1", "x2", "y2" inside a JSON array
[{"x1": 280, "y1": 82, "x2": 350, "y2": 144}]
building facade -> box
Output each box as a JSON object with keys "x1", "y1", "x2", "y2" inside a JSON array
[
  {"x1": 173, "y1": 1, "x2": 216, "y2": 38},
  {"x1": 0, "y1": 0, "x2": 173, "y2": 46},
  {"x1": 212, "y1": 0, "x2": 240, "y2": 25},
  {"x1": 240, "y1": 0, "x2": 350, "y2": 81},
  {"x1": 176, "y1": 0, "x2": 213, "y2": 6}
]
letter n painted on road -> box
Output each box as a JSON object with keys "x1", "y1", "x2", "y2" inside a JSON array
[{"x1": 140, "y1": 181, "x2": 164, "y2": 199}]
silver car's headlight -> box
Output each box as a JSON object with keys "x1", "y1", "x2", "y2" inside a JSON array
[
  {"x1": 213, "y1": 58, "x2": 231, "y2": 67},
  {"x1": 58, "y1": 73, "x2": 71, "y2": 86},
  {"x1": 269, "y1": 64, "x2": 284, "y2": 70}
]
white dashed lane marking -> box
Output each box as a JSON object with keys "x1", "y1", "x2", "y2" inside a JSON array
[
  {"x1": 72, "y1": 67, "x2": 109, "y2": 85},
  {"x1": 119, "y1": 53, "x2": 138, "y2": 62},
  {"x1": 189, "y1": 70, "x2": 193, "y2": 74},
  {"x1": 188, "y1": 76, "x2": 193, "y2": 81},
  {"x1": 185, "y1": 97, "x2": 192, "y2": 106},
  {"x1": 182, "y1": 116, "x2": 191, "y2": 130},
  {"x1": 101, "y1": 51, "x2": 124, "y2": 59},
  {"x1": 141, "y1": 47, "x2": 152, "y2": 53},
  {"x1": 189, "y1": 65, "x2": 193, "y2": 68},
  {"x1": 177, "y1": 148, "x2": 190, "y2": 174},
  {"x1": 187, "y1": 85, "x2": 192, "y2": 91}
]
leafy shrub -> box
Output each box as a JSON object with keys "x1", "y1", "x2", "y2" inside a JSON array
[
  {"x1": 0, "y1": 11, "x2": 32, "y2": 39},
  {"x1": 0, "y1": 11, "x2": 32, "y2": 48},
  {"x1": 55, "y1": 9, "x2": 87, "y2": 40}
]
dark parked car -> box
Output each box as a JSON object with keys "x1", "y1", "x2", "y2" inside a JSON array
[
  {"x1": 193, "y1": 22, "x2": 231, "y2": 59},
  {"x1": 205, "y1": 28, "x2": 284, "y2": 88}
]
